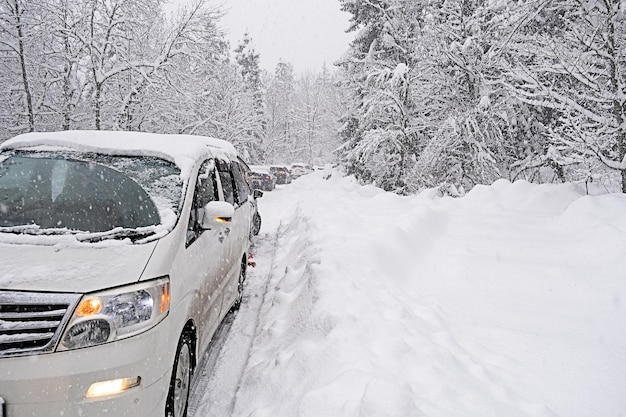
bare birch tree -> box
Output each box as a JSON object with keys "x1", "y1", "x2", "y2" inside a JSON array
[{"x1": 0, "y1": 0, "x2": 35, "y2": 133}]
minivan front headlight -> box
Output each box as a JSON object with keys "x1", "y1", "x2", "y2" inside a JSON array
[{"x1": 58, "y1": 277, "x2": 170, "y2": 351}]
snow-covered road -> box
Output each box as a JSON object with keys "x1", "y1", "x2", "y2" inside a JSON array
[{"x1": 188, "y1": 171, "x2": 626, "y2": 417}]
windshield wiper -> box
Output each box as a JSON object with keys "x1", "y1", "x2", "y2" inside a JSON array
[
  {"x1": 0, "y1": 224, "x2": 157, "y2": 242},
  {"x1": 0, "y1": 225, "x2": 72, "y2": 236},
  {"x1": 77, "y1": 228, "x2": 156, "y2": 243}
]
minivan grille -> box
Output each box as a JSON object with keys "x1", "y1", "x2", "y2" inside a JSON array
[{"x1": 0, "y1": 291, "x2": 81, "y2": 357}]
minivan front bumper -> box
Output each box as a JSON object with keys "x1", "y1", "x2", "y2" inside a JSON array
[{"x1": 0, "y1": 318, "x2": 174, "y2": 417}]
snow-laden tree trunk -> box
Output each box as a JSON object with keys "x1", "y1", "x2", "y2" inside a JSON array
[
  {"x1": 1, "y1": 0, "x2": 35, "y2": 132},
  {"x1": 58, "y1": 2, "x2": 75, "y2": 131}
]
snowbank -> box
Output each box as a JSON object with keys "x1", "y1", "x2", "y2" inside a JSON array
[{"x1": 195, "y1": 172, "x2": 626, "y2": 417}]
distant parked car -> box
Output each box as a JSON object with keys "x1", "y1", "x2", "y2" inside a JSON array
[
  {"x1": 239, "y1": 161, "x2": 263, "y2": 237},
  {"x1": 290, "y1": 163, "x2": 313, "y2": 179},
  {"x1": 247, "y1": 166, "x2": 275, "y2": 191},
  {"x1": 269, "y1": 165, "x2": 292, "y2": 184}
]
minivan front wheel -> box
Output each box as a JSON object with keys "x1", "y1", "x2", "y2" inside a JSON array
[
  {"x1": 252, "y1": 211, "x2": 261, "y2": 236},
  {"x1": 166, "y1": 332, "x2": 193, "y2": 417},
  {"x1": 231, "y1": 258, "x2": 247, "y2": 312}
]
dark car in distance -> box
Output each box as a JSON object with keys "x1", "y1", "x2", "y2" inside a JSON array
[
  {"x1": 289, "y1": 163, "x2": 313, "y2": 179},
  {"x1": 246, "y1": 166, "x2": 275, "y2": 191},
  {"x1": 269, "y1": 165, "x2": 292, "y2": 184}
]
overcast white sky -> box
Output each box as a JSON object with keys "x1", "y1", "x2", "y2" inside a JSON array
[{"x1": 167, "y1": 0, "x2": 354, "y2": 74}]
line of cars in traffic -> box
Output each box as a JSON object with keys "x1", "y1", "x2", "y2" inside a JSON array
[{"x1": 245, "y1": 163, "x2": 314, "y2": 191}]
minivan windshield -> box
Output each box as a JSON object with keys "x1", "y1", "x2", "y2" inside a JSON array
[{"x1": 0, "y1": 151, "x2": 182, "y2": 238}]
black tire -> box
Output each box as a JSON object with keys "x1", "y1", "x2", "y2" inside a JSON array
[
  {"x1": 252, "y1": 211, "x2": 261, "y2": 236},
  {"x1": 166, "y1": 332, "x2": 193, "y2": 417},
  {"x1": 230, "y1": 258, "x2": 247, "y2": 312}
]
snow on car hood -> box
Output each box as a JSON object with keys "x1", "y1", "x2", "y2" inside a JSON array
[{"x1": 0, "y1": 240, "x2": 158, "y2": 293}]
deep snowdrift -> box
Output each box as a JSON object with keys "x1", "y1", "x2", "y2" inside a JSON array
[{"x1": 193, "y1": 171, "x2": 626, "y2": 417}]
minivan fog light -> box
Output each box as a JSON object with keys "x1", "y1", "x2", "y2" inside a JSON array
[{"x1": 86, "y1": 376, "x2": 141, "y2": 398}]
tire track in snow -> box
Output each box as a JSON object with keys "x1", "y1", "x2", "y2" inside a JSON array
[
  {"x1": 226, "y1": 206, "x2": 327, "y2": 417},
  {"x1": 187, "y1": 230, "x2": 280, "y2": 417}
]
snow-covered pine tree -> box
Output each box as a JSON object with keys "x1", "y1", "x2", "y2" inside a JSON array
[
  {"x1": 408, "y1": 0, "x2": 509, "y2": 192},
  {"x1": 235, "y1": 32, "x2": 264, "y2": 117},
  {"x1": 264, "y1": 60, "x2": 297, "y2": 162},
  {"x1": 234, "y1": 32, "x2": 266, "y2": 160},
  {"x1": 502, "y1": 0, "x2": 626, "y2": 192},
  {"x1": 311, "y1": 66, "x2": 345, "y2": 164},
  {"x1": 337, "y1": 0, "x2": 423, "y2": 193}
]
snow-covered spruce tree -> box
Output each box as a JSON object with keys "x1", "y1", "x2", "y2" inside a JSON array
[
  {"x1": 480, "y1": 1, "x2": 568, "y2": 184},
  {"x1": 312, "y1": 66, "x2": 346, "y2": 164},
  {"x1": 319, "y1": 65, "x2": 351, "y2": 163},
  {"x1": 264, "y1": 60, "x2": 297, "y2": 163},
  {"x1": 234, "y1": 32, "x2": 266, "y2": 161},
  {"x1": 337, "y1": 0, "x2": 423, "y2": 193},
  {"x1": 502, "y1": 0, "x2": 626, "y2": 192},
  {"x1": 235, "y1": 33, "x2": 264, "y2": 118},
  {"x1": 406, "y1": 0, "x2": 514, "y2": 193},
  {"x1": 193, "y1": 63, "x2": 263, "y2": 159}
]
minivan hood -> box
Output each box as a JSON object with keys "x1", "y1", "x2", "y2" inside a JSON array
[{"x1": 0, "y1": 241, "x2": 158, "y2": 293}]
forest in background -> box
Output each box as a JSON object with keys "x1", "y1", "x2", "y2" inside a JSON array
[
  {"x1": 337, "y1": 0, "x2": 626, "y2": 194},
  {"x1": 1, "y1": 0, "x2": 625, "y2": 194},
  {"x1": 0, "y1": 0, "x2": 343, "y2": 165}
]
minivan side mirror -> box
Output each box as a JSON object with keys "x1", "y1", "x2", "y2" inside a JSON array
[
  {"x1": 253, "y1": 189, "x2": 263, "y2": 199},
  {"x1": 201, "y1": 201, "x2": 235, "y2": 229}
]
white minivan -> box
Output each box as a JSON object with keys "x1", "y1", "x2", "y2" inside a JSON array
[{"x1": 0, "y1": 131, "x2": 254, "y2": 417}]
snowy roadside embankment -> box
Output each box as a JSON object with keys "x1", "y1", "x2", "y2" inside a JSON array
[{"x1": 193, "y1": 171, "x2": 626, "y2": 417}]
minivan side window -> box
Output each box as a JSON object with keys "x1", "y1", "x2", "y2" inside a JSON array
[
  {"x1": 216, "y1": 159, "x2": 235, "y2": 206},
  {"x1": 187, "y1": 159, "x2": 218, "y2": 246},
  {"x1": 231, "y1": 161, "x2": 249, "y2": 205}
]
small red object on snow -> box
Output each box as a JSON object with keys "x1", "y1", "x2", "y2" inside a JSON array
[{"x1": 247, "y1": 261, "x2": 257, "y2": 268}]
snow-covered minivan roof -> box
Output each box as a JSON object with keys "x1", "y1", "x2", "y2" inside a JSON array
[{"x1": 0, "y1": 130, "x2": 238, "y2": 178}]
